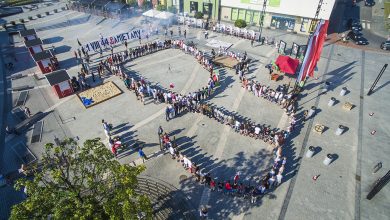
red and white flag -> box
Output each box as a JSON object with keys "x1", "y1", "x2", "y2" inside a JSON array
[{"x1": 297, "y1": 20, "x2": 329, "y2": 83}]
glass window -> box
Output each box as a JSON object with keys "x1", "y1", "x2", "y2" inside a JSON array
[
  {"x1": 238, "y1": 9, "x2": 246, "y2": 20},
  {"x1": 203, "y1": 3, "x2": 212, "y2": 17},
  {"x1": 190, "y1": 1, "x2": 198, "y2": 13},
  {"x1": 245, "y1": 10, "x2": 254, "y2": 23},
  {"x1": 270, "y1": 16, "x2": 295, "y2": 31},
  {"x1": 231, "y1": 8, "x2": 238, "y2": 21}
]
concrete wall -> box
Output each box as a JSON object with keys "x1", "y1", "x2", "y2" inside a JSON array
[{"x1": 221, "y1": 0, "x2": 335, "y2": 20}]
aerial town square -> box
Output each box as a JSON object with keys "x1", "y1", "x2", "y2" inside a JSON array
[{"x1": 0, "y1": 0, "x2": 389, "y2": 219}]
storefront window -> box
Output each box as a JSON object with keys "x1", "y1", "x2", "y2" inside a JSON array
[
  {"x1": 203, "y1": 3, "x2": 212, "y2": 17},
  {"x1": 231, "y1": 8, "x2": 238, "y2": 21},
  {"x1": 300, "y1": 18, "x2": 309, "y2": 32},
  {"x1": 190, "y1": 1, "x2": 198, "y2": 13},
  {"x1": 270, "y1": 16, "x2": 295, "y2": 31}
]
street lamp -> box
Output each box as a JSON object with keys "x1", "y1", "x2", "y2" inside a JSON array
[{"x1": 258, "y1": 0, "x2": 267, "y2": 43}]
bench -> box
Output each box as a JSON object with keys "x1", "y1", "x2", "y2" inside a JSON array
[
  {"x1": 14, "y1": 111, "x2": 45, "y2": 133},
  {"x1": 12, "y1": 142, "x2": 37, "y2": 165},
  {"x1": 13, "y1": 85, "x2": 32, "y2": 92},
  {"x1": 11, "y1": 106, "x2": 27, "y2": 121},
  {"x1": 7, "y1": 73, "x2": 23, "y2": 80},
  {"x1": 31, "y1": 121, "x2": 44, "y2": 143},
  {"x1": 15, "y1": 91, "x2": 28, "y2": 106}
]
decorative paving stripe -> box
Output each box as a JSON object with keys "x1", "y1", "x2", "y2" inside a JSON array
[
  {"x1": 355, "y1": 50, "x2": 365, "y2": 220},
  {"x1": 278, "y1": 44, "x2": 335, "y2": 220}
]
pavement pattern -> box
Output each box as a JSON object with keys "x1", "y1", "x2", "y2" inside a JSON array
[{"x1": 0, "y1": 1, "x2": 389, "y2": 219}]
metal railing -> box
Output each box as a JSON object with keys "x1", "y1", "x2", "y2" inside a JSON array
[{"x1": 136, "y1": 175, "x2": 197, "y2": 220}]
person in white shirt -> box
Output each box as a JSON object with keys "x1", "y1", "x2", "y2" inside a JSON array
[{"x1": 276, "y1": 172, "x2": 283, "y2": 186}]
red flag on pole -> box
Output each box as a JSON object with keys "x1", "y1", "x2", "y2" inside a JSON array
[{"x1": 297, "y1": 20, "x2": 329, "y2": 83}]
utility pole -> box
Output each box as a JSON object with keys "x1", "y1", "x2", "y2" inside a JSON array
[{"x1": 258, "y1": 0, "x2": 267, "y2": 42}]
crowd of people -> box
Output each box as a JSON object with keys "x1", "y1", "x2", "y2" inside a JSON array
[
  {"x1": 241, "y1": 79, "x2": 297, "y2": 114},
  {"x1": 159, "y1": 107, "x2": 298, "y2": 204},
  {"x1": 85, "y1": 27, "x2": 301, "y2": 206}
]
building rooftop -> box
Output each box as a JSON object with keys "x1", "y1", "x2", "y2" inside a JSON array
[
  {"x1": 24, "y1": 38, "x2": 43, "y2": 48},
  {"x1": 31, "y1": 50, "x2": 52, "y2": 62},
  {"x1": 45, "y1": 69, "x2": 71, "y2": 86},
  {"x1": 19, "y1": 29, "x2": 36, "y2": 37}
]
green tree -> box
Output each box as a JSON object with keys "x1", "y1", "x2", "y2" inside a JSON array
[
  {"x1": 167, "y1": 6, "x2": 177, "y2": 14},
  {"x1": 194, "y1": 11, "x2": 204, "y2": 19},
  {"x1": 156, "y1": 4, "x2": 166, "y2": 11},
  {"x1": 234, "y1": 19, "x2": 247, "y2": 28},
  {"x1": 124, "y1": 0, "x2": 137, "y2": 6},
  {"x1": 10, "y1": 138, "x2": 152, "y2": 219}
]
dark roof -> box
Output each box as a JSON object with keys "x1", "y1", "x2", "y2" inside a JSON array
[
  {"x1": 78, "y1": 0, "x2": 95, "y2": 5},
  {"x1": 32, "y1": 50, "x2": 52, "y2": 62},
  {"x1": 19, "y1": 29, "x2": 36, "y2": 37},
  {"x1": 24, "y1": 38, "x2": 43, "y2": 47},
  {"x1": 92, "y1": 0, "x2": 110, "y2": 8},
  {"x1": 45, "y1": 69, "x2": 70, "y2": 86},
  {"x1": 104, "y1": 2, "x2": 126, "y2": 11}
]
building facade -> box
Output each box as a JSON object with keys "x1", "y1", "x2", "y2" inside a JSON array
[
  {"x1": 220, "y1": 0, "x2": 335, "y2": 34},
  {"x1": 165, "y1": 0, "x2": 220, "y2": 21}
]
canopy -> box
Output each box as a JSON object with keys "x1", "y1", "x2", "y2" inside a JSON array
[
  {"x1": 155, "y1": 11, "x2": 174, "y2": 20},
  {"x1": 142, "y1": 9, "x2": 161, "y2": 18},
  {"x1": 275, "y1": 55, "x2": 300, "y2": 75}
]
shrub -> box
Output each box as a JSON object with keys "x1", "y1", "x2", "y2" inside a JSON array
[
  {"x1": 167, "y1": 6, "x2": 177, "y2": 14},
  {"x1": 194, "y1": 11, "x2": 204, "y2": 19},
  {"x1": 156, "y1": 4, "x2": 166, "y2": 11},
  {"x1": 11, "y1": 21, "x2": 16, "y2": 25},
  {"x1": 234, "y1": 19, "x2": 247, "y2": 28},
  {"x1": 19, "y1": 18, "x2": 25, "y2": 23}
]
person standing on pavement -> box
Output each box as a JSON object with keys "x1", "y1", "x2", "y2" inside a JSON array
[
  {"x1": 158, "y1": 125, "x2": 164, "y2": 149},
  {"x1": 24, "y1": 106, "x2": 31, "y2": 117},
  {"x1": 184, "y1": 30, "x2": 187, "y2": 39},
  {"x1": 165, "y1": 106, "x2": 170, "y2": 121}
]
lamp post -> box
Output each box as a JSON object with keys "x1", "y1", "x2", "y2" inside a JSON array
[{"x1": 258, "y1": 0, "x2": 267, "y2": 42}]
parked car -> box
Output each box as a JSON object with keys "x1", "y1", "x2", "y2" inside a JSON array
[
  {"x1": 347, "y1": 31, "x2": 369, "y2": 45},
  {"x1": 351, "y1": 23, "x2": 363, "y2": 31},
  {"x1": 380, "y1": 41, "x2": 390, "y2": 50},
  {"x1": 347, "y1": 19, "x2": 362, "y2": 31},
  {"x1": 365, "y1": 0, "x2": 375, "y2": 6}
]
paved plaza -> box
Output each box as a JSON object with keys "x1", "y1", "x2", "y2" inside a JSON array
[{"x1": 0, "y1": 2, "x2": 389, "y2": 220}]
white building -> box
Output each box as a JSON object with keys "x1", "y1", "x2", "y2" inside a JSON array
[{"x1": 220, "y1": 0, "x2": 336, "y2": 34}]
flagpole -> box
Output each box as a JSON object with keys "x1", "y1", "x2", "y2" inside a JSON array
[{"x1": 293, "y1": 0, "x2": 323, "y2": 94}]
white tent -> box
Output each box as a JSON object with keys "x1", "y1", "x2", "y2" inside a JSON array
[
  {"x1": 155, "y1": 11, "x2": 175, "y2": 20},
  {"x1": 142, "y1": 9, "x2": 161, "y2": 18}
]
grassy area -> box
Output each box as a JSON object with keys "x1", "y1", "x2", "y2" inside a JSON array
[{"x1": 4, "y1": 0, "x2": 41, "y2": 6}]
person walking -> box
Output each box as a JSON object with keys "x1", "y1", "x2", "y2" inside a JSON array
[
  {"x1": 138, "y1": 148, "x2": 148, "y2": 162},
  {"x1": 184, "y1": 30, "x2": 187, "y2": 39},
  {"x1": 102, "y1": 119, "x2": 111, "y2": 137},
  {"x1": 251, "y1": 39, "x2": 254, "y2": 47}
]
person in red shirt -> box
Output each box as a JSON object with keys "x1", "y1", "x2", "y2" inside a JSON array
[
  {"x1": 210, "y1": 179, "x2": 216, "y2": 191},
  {"x1": 225, "y1": 181, "x2": 232, "y2": 195}
]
